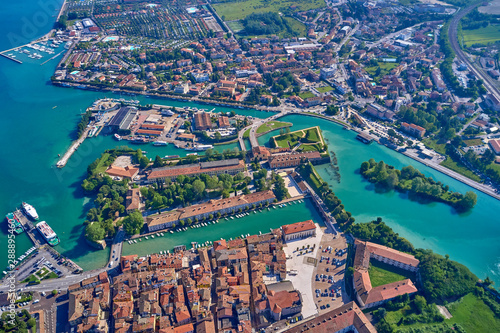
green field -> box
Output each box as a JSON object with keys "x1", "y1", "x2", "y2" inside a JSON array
[
  {"x1": 243, "y1": 128, "x2": 251, "y2": 139},
  {"x1": 368, "y1": 260, "x2": 414, "y2": 288},
  {"x1": 256, "y1": 121, "x2": 292, "y2": 134},
  {"x1": 298, "y1": 91, "x2": 315, "y2": 99},
  {"x1": 463, "y1": 25, "x2": 500, "y2": 47},
  {"x1": 213, "y1": 0, "x2": 326, "y2": 21},
  {"x1": 317, "y1": 86, "x2": 333, "y2": 93},
  {"x1": 364, "y1": 62, "x2": 399, "y2": 82},
  {"x1": 283, "y1": 16, "x2": 307, "y2": 37},
  {"x1": 272, "y1": 126, "x2": 325, "y2": 153},
  {"x1": 464, "y1": 138, "x2": 483, "y2": 146},
  {"x1": 446, "y1": 293, "x2": 500, "y2": 333},
  {"x1": 226, "y1": 21, "x2": 245, "y2": 32}
]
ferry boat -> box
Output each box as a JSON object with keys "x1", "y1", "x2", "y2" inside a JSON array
[
  {"x1": 114, "y1": 134, "x2": 122, "y2": 141},
  {"x1": 36, "y1": 221, "x2": 60, "y2": 246},
  {"x1": 187, "y1": 144, "x2": 213, "y2": 151},
  {"x1": 22, "y1": 202, "x2": 39, "y2": 220},
  {"x1": 130, "y1": 137, "x2": 148, "y2": 144},
  {"x1": 5, "y1": 213, "x2": 23, "y2": 234},
  {"x1": 153, "y1": 141, "x2": 168, "y2": 146},
  {"x1": 165, "y1": 155, "x2": 180, "y2": 159},
  {"x1": 186, "y1": 153, "x2": 198, "y2": 156}
]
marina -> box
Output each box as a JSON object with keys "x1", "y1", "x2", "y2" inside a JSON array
[{"x1": 122, "y1": 198, "x2": 321, "y2": 257}]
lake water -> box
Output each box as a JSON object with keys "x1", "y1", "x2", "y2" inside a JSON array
[{"x1": 0, "y1": 0, "x2": 499, "y2": 284}]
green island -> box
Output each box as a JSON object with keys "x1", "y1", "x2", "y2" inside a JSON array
[
  {"x1": 271, "y1": 126, "x2": 329, "y2": 155},
  {"x1": 360, "y1": 159, "x2": 477, "y2": 212},
  {"x1": 82, "y1": 147, "x2": 290, "y2": 244}
]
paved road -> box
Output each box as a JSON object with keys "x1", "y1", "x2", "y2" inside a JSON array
[{"x1": 448, "y1": 3, "x2": 500, "y2": 100}]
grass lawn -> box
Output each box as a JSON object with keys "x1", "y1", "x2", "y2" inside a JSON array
[
  {"x1": 463, "y1": 24, "x2": 500, "y2": 47},
  {"x1": 368, "y1": 260, "x2": 414, "y2": 288},
  {"x1": 464, "y1": 139, "x2": 483, "y2": 146},
  {"x1": 440, "y1": 158, "x2": 482, "y2": 182},
  {"x1": 364, "y1": 62, "x2": 398, "y2": 82},
  {"x1": 243, "y1": 128, "x2": 251, "y2": 139},
  {"x1": 272, "y1": 127, "x2": 326, "y2": 153},
  {"x1": 94, "y1": 152, "x2": 111, "y2": 175},
  {"x1": 283, "y1": 16, "x2": 306, "y2": 37},
  {"x1": 213, "y1": 0, "x2": 326, "y2": 21},
  {"x1": 226, "y1": 21, "x2": 244, "y2": 32},
  {"x1": 317, "y1": 86, "x2": 333, "y2": 93},
  {"x1": 446, "y1": 293, "x2": 500, "y2": 333},
  {"x1": 298, "y1": 91, "x2": 315, "y2": 99},
  {"x1": 21, "y1": 274, "x2": 39, "y2": 284},
  {"x1": 256, "y1": 121, "x2": 292, "y2": 134}
]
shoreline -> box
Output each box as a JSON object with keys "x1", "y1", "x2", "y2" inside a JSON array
[{"x1": 286, "y1": 112, "x2": 500, "y2": 202}]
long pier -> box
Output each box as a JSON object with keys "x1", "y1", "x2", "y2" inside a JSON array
[
  {"x1": 56, "y1": 124, "x2": 92, "y2": 168},
  {"x1": 40, "y1": 50, "x2": 64, "y2": 66},
  {"x1": 13, "y1": 210, "x2": 42, "y2": 247},
  {"x1": 0, "y1": 53, "x2": 22, "y2": 64}
]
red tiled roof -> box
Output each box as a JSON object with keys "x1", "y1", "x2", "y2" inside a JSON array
[
  {"x1": 282, "y1": 220, "x2": 315, "y2": 235},
  {"x1": 105, "y1": 165, "x2": 139, "y2": 179}
]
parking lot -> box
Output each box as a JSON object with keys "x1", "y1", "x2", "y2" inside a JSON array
[{"x1": 312, "y1": 233, "x2": 349, "y2": 313}]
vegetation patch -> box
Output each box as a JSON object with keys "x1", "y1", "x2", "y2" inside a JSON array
[
  {"x1": 446, "y1": 293, "x2": 500, "y2": 333},
  {"x1": 213, "y1": 0, "x2": 326, "y2": 21},
  {"x1": 271, "y1": 126, "x2": 325, "y2": 153},
  {"x1": 462, "y1": 24, "x2": 500, "y2": 47},
  {"x1": 368, "y1": 260, "x2": 414, "y2": 288},
  {"x1": 298, "y1": 91, "x2": 315, "y2": 99},
  {"x1": 316, "y1": 86, "x2": 333, "y2": 93},
  {"x1": 256, "y1": 121, "x2": 292, "y2": 134},
  {"x1": 463, "y1": 138, "x2": 483, "y2": 146},
  {"x1": 360, "y1": 159, "x2": 478, "y2": 212}
]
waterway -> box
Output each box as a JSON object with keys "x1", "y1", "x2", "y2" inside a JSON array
[
  {"x1": 122, "y1": 199, "x2": 323, "y2": 257},
  {"x1": 0, "y1": 0, "x2": 499, "y2": 284}
]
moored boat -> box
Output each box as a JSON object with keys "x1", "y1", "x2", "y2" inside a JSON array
[
  {"x1": 36, "y1": 221, "x2": 60, "y2": 246},
  {"x1": 5, "y1": 213, "x2": 24, "y2": 234},
  {"x1": 22, "y1": 202, "x2": 39, "y2": 220}
]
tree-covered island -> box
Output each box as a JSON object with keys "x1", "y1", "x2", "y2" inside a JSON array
[{"x1": 360, "y1": 159, "x2": 477, "y2": 212}]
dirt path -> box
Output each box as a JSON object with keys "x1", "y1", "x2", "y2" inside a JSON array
[{"x1": 437, "y1": 305, "x2": 453, "y2": 319}]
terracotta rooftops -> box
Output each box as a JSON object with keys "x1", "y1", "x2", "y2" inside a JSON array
[{"x1": 282, "y1": 220, "x2": 315, "y2": 235}]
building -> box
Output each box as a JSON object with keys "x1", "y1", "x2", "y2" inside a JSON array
[
  {"x1": 268, "y1": 151, "x2": 322, "y2": 169},
  {"x1": 126, "y1": 188, "x2": 141, "y2": 213},
  {"x1": 252, "y1": 146, "x2": 272, "y2": 161},
  {"x1": 485, "y1": 94, "x2": 500, "y2": 112},
  {"x1": 282, "y1": 302, "x2": 376, "y2": 333},
  {"x1": 320, "y1": 66, "x2": 336, "y2": 79},
  {"x1": 266, "y1": 289, "x2": 302, "y2": 321},
  {"x1": 401, "y1": 122, "x2": 426, "y2": 138},
  {"x1": 365, "y1": 104, "x2": 395, "y2": 121},
  {"x1": 281, "y1": 220, "x2": 316, "y2": 242},
  {"x1": 218, "y1": 116, "x2": 230, "y2": 128},
  {"x1": 147, "y1": 159, "x2": 245, "y2": 182},
  {"x1": 489, "y1": 139, "x2": 500, "y2": 155},
  {"x1": 353, "y1": 240, "x2": 419, "y2": 309},
  {"x1": 194, "y1": 112, "x2": 212, "y2": 131},
  {"x1": 105, "y1": 165, "x2": 139, "y2": 180},
  {"x1": 107, "y1": 107, "x2": 138, "y2": 132},
  {"x1": 146, "y1": 191, "x2": 276, "y2": 231}
]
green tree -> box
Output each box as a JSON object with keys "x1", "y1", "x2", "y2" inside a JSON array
[
  {"x1": 153, "y1": 155, "x2": 164, "y2": 168},
  {"x1": 52, "y1": 290, "x2": 58, "y2": 296},
  {"x1": 123, "y1": 210, "x2": 144, "y2": 235},
  {"x1": 27, "y1": 318, "x2": 36, "y2": 328},
  {"x1": 193, "y1": 179, "x2": 206, "y2": 198},
  {"x1": 85, "y1": 222, "x2": 105, "y2": 242}
]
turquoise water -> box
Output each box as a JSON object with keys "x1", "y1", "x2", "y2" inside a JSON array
[
  {"x1": 122, "y1": 199, "x2": 322, "y2": 257},
  {"x1": 1, "y1": 1, "x2": 499, "y2": 284}
]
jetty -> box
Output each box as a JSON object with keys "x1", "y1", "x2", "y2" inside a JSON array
[
  {"x1": 40, "y1": 50, "x2": 64, "y2": 66},
  {"x1": 0, "y1": 53, "x2": 22, "y2": 64},
  {"x1": 56, "y1": 125, "x2": 92, "y2": 168},
  {"x1": 13, "y1": 210, "x2": 43, "y2": 247}
]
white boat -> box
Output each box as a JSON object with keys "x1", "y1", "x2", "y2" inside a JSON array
[
  {"x1": 153, "y1": 141, "x2": 168, "y2": 146},
  {"x1": 114, "y1": 134, "x2": 122, "y2": 141},
  {"x1": 22, "y1": 202, "x2": 39, "y2": 220}
]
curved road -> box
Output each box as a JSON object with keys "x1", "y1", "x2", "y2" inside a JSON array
[{"x1": 449, "y1": 3, "x2": 500, "y2": 100}]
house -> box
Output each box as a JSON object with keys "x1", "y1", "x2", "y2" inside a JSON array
[
  {"x1": 126, "y1": 188, "x2": 141, "y2": 213},
  {"x1": 147, "y1": 159, "x2": 245, "y2": 183},
  {"x1": 353, "y1": 240, "x2": 419, "y2": 309},
  {"x1": 218, "y1": 116, "x2": 230, "y2": 128},
  {"x1": 282, "y1": 302, "x2": 376, "y2": 333},
  {"x1": 364, "y1": 104, "x2": 395, "y2": 121},
  {"x1": 401, "y1": 122, "x2": 426, "y2": 138},
  {"x1": 489, "y1": 139, "x2": 500, "y2": 155},
  {"x1": 146, "y1": 191, "x2": 276, "y2": 231},
  {"x1": 281, "y1": 220, "x2": 316, "y2": 242},
  {"x1": 485, "y1": 94, "x2": 500, "y2": 112},
  {"x1": 268, "y1": 151, "x2": 322, "y2": 169},
  {"x1": 194, "y1": 112, "x2": 212, "y2": 131},
  {"x1": 105, "y1": 165, "x2": 139, "y2": 180}
]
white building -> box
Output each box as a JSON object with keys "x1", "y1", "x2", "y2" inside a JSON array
[{"x1": 281, "y1": 220, "x2": 316, "y2": 242}]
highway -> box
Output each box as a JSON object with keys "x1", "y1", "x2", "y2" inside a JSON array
[{"x1": 448, "y1": 3, "x2": 500, "y2": 100}]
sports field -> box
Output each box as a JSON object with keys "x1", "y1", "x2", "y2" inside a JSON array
[
  {"x1": 212, "y1": 0, "x2": 326, "y2": 21},
  {"x1": 463, "y1": 25, "x2": 500, "y2": 47}
]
